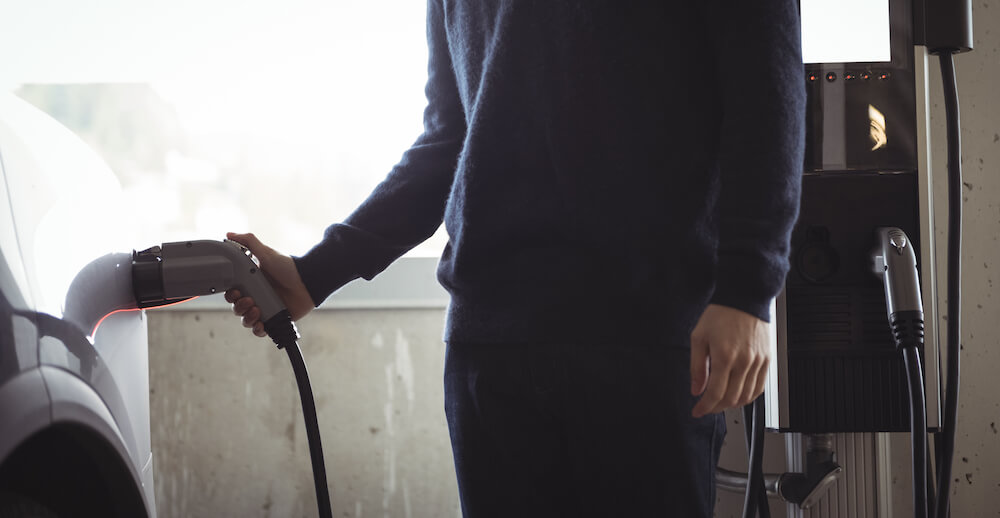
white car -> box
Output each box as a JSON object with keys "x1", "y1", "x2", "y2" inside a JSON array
[{"x1": 0, "y1": 91, "x2": 155, "y2": 517}]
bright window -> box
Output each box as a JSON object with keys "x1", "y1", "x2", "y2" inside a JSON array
[{"x1": 0, "y1": 0, "x2": 444, "y2": 257}]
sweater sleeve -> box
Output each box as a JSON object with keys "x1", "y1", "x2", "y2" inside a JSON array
[
  {"x1": 702, "y1": 0, "x2": 806, "y2": 322},
  {"x1": 293, "y1": 0, "x2": 465, "y2": 307}
]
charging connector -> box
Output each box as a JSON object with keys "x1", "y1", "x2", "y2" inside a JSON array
[{"x1": 872, "y1": 227, "x2": 928, "y2": 518}]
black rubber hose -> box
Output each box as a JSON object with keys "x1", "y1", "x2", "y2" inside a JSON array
[
  {"x1": 903, "y1": 346, "x2": 929, "y2": 518},
  {"x1": 265, "y1": 311, "x2": 333, "y2": 518},
  {"x1": 753, "y1": 396, "x2": 769, "y2": 518},
  {"x1": 742, "y1": 396, "x2": 769, "y2": 518},
  {"x1": 742, "y1": 401, "x2": 770, "y2": 518},
  {"x1": 935, "y1": 50, "x2": 962, "y2": 518},
  {"x1": 285, "y1": 342, "x2": 334, "y2": 518},
  {"x1": 741, "y1": 403, "x2": 758, "y2": 518}
]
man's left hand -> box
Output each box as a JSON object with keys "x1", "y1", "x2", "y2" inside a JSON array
[{"x1": 689, "y1": 304, "x2": 770, "y2": 418}]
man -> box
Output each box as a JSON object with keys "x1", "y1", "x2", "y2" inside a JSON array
[{"x1": 227, "y1": 1, "x2": 805, "y2": 516}]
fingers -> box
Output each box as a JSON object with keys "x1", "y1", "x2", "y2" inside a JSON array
[
  {"x1": 692, "y1": 345, "x2": 765, "y2": 417},
  {"x1": 737, "y1": 357, "x2": 763, "y2": 407},
  {"x1": 224, "y1": 289, "x2": 241, "y2": 304},
  {"x1": 226, "y1": 231, "x2": 254, "y2": 247},
  {"x1": 232, "y1": 296, "x2": 256, "y2": 318},
  {"x1": 226, "y1": 231, "x2": 268, "y2": 257},
  {"x1": 752, "y1": 357, "x2": 769, "y2": 402},
  {"x1": 718, "y1": 366, "x2": 749, "y2": 413},
  {"x1": 690, "y1": 336, "x2": 710, "y2": 396},
  {"x1": 226, "y1": 288, "x2": 267, "y2": 339},
  {"x1": 704, "y1": 355, "x2": 750, "y2": 416},
  {"x1": 691, "y1": 362, "x2": 728, "y2": 418},
  {"x1": 704, "y1": 351, "x2": 769, "y2": 417},
  {"x1": 241, "y1": 307, "x2": 261, "y2": 329},
  {"x1": 239, "y1": 303, "x2": 267, "y2": 338}
]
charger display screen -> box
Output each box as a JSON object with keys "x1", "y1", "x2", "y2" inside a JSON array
[{"x1": 800, "y1": 0, "x2": 891, "y2": 64}]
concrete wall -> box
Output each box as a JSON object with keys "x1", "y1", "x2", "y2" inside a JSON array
[
  {"x1": 149, "y1": 6, "x2": 1000, "y2": 516},
  {"x1": 924, "y1": 2, "x2": 1000, "y2": 514},
  {"x1": 148, "y1": 309, "x2": 460, "y2": 518},
  {"x1": 149, "y1": 308, "x2": 784, "y2": 517}
]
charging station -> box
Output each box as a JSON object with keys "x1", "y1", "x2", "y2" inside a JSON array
[
  {"x1": 770, "y1": 0, "x2": 941, "y2": 436},
  {"x1": 727, "y1": 0, "x2": 973, "y2": 516}
]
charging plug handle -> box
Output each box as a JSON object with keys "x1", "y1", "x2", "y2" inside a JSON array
[
  {"x1": 871, "y1": 227, "x2": 925, "y2": 350},
  {"x1": 131, "y1": 240, "x2": 286, "y2": 320}
]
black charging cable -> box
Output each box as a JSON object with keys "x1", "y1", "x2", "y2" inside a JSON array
[
  {"x1": 888, "y1": 307, "x2": 930, "y2": 518},
  {"x1": 265, "y1": 311, "x2": 334, "y2": 518},
  {"x1": 742, "y1": 395, "x2": 769, "y2": 518},
  {"x1": 934, "y1": 49, "x2": 963, "y2": 518},
  {"x1": 902, "y1": 344, "x2": 928, "y2": 518}
]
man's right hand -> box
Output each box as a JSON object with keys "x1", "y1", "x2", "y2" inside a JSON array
[{"x1": 224, "y1": 232, "x2": 314, "y2": 337}]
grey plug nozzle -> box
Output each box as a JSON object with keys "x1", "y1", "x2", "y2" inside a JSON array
[
  {"x1": 871, "y1": 227, "x2": 923, "y2": 317},
  {"x1": 133, "y1": 240, "x2": 287, "y2": 323},
  {"x1": 871, "y1": 227, "x2": 925, "y2": 349}
]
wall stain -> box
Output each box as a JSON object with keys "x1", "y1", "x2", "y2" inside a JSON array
[
  {"x1": 286, "y1": 419, "x2": 296, "y2": 448},
  {"x1": 262, "y1": 489, "x2": 273, "y2": 513},
  {"x1": 394, "y1": 330, "x2": 416, "y2": 413}
]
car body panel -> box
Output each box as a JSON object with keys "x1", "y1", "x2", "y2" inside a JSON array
[
  {"x1": 0, "y1": 369, "x2": 49, "y2": 462},
  {"x1": 0, "y1": 142, "x2": 33, "y2": 313},
  {"x1": 35, "y1": 311, "x2": 142, "y2": 472},
  {"x1": 40, "y1": 365, "x2": 136, "y2": 478},
  {"x1": 0, "y1": 91, "x2": 155, "y2": 516}
]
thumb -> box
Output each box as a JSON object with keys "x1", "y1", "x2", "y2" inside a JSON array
[
  {"x1": 227, "y1": 232, "x2": 269, "y2": 257},
  {"x1": 690, "y1": 336, "x2": 709, "y2": 396}
]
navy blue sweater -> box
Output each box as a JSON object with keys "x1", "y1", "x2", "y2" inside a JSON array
[{"x1": 294, "y1": 0, "x2": 805, "y2": 346}]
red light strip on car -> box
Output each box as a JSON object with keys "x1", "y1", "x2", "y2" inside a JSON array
[{"x1": 91, "y1": 297, "x2": 199, "y2": 336}]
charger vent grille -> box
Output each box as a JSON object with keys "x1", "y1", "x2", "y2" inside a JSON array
[{"x1": 785, "y1": 284, "x2": 911, "y2": 432}]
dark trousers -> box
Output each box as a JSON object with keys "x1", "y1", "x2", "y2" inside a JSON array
[{"x1": 444, "y1": 341, "x2": 726, "y2": 518}]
